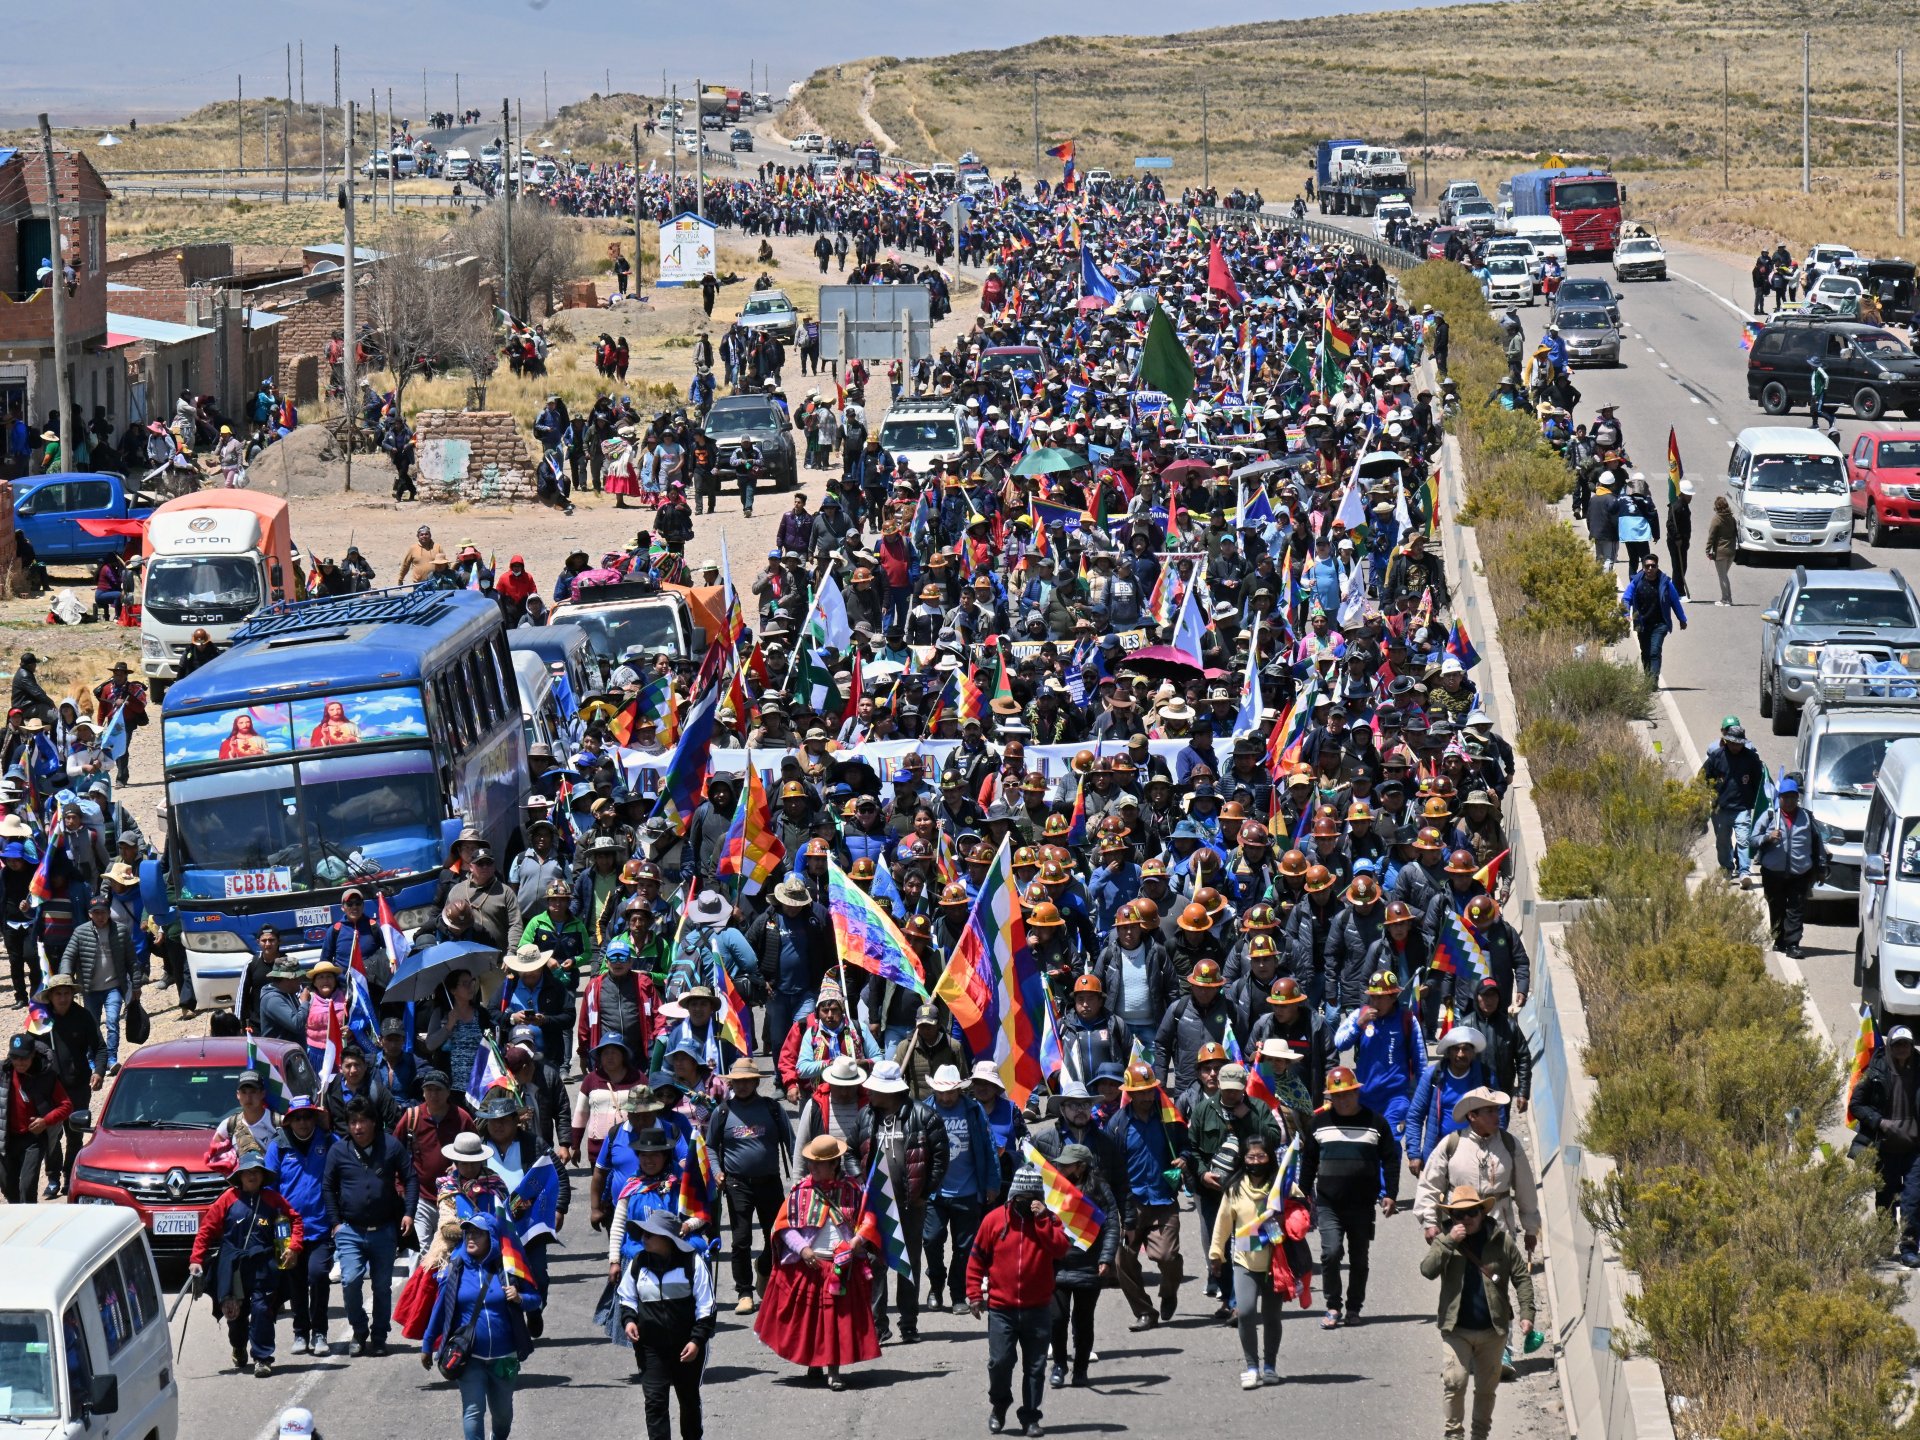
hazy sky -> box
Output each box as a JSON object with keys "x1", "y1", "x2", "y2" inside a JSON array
[{"x1": 2, "y1": 0, "x2": 1461, "y2": 121}]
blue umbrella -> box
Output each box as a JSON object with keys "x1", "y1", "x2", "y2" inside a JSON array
[{"x1": 384, "y1": 939, "x2": 499, "y2": 1005}]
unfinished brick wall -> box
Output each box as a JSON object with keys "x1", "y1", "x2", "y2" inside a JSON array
[
  {"x1": 104, "y1": 286, "x2": 198, "y2": 324},
  {"x1": 104, "y1": 244, "x2": 233, "y2": 289},
  {"x1": 259, "y1": 289, "x2": 343, "y2": 402},
  {"x1": 413, "y1": 410, "x2": 541, "y2": 503}
]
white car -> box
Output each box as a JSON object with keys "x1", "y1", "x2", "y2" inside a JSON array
[
  {"x1": 1484, "y1": 236, "x2": 1541, "y2": 284},
  {"x1": 1484, "y1": 256, "x2": 1534, "y2": 306},
  {"x1": 930, "y1": 162, "x2": 956, "y2": 182},
  {"x1": 1806, "y1": 243, "x2": 1860, "y2": 277},
  {"x1": 1612, "y1": 234, "x2": 1669, "y2": 282},
  {"x1": 1084, "y1": 168, "x2": 1113, "y2": 188},
  {"x1": 789, "y1": 132, "x2": 825, "y2": 154},
  {"x1": 678, "y1": 129, "x2": 701, "y2": 153},
  {"x1": 1372, "y1": 197, "x2": 1413, "y2": 240},
  {"x1": 1810, "y1": 273, "x2": 1866, "y2": 312}
]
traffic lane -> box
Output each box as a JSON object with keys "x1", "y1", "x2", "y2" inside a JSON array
[
  {"x1": 171, "y1": 1170, "x2": 1557, "y2": 1439},
  {"x1": 1553, "y1": 277, "x2": 1871, "y2": 1050}
]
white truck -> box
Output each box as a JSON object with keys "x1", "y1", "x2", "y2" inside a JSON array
[{"x1": 138, "y1": 492, "x2": 298, "y2": 697}]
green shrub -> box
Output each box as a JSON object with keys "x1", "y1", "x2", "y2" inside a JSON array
[
  {"x1": 1517, "y1": 714, "x2": 1581, "y2": 760},
  {"x1": 1535, "y1": 838, "x2": 1675, "y2": 899},
  {"x1": 1522, "y1": 653, "x2": 1654, "y2": 725},
  {"x1": 1500, "y1": 520, "x2": 1630, "y2": 642}
]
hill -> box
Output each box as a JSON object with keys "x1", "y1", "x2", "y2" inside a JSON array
[
  {"x1": 3, "y1": 97, "x2": 363, "y2": 177},
  {"x1": 534, "y1": 92, "x2": 676, "y2": 162},
  {"x1": 793, "y1": 0, "x2": 1920, "y2": 259}
]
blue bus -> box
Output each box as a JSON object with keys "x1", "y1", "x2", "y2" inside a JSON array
[{"x1": 156, "y1": 586, "x2": 528, "y2": 1009}]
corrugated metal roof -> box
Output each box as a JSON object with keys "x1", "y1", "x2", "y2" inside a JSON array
[{"x1": 103, "y1": 310, "x2": 213, "y2": 344}]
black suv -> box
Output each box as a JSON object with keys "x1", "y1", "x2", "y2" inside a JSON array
[
  {"x1": 1748, "y1": 316, "x2": 1920, "y2": 420},
  {"x1": 705, "y1": 395, "x2": 797, "y2": 492}
]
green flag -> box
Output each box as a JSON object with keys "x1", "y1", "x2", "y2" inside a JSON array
[
  {"x1": 790, "y1": 612, "x2": 835, "y2": 711},
  {"x1": 1316, "y1": 332, "x2": 1343, "y2": 395},
  {"x1": 1139, "y1": 306, "x2": 1196, "y2": 417},
  {"x1": 1285, "y1": 339, "x2": 1314, "y2": 387}
]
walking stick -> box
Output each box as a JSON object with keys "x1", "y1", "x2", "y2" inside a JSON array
[{"x1": 170, "y1": 1271, "x2": 203, "y2": 1360}]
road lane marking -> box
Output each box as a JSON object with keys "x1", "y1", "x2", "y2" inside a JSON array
[{"x1": 1672, "y1": 269, "x2": 1754, "y2": 321}]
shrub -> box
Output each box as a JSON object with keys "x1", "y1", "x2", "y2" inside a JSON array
[
  {"x1": 1500, "y1": 519, "x2": 1631, "y2": 642},
  {"x1": 1521, "y1": 653, "x2": 1654, "y2": 726}
]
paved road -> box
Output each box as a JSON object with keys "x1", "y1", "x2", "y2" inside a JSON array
[{"x1": 167, "y1": 1112, "x2": 1558, "y2": 1440}]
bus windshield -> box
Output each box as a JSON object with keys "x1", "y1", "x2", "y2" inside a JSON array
[{"x1": 171, "y1": 749, "x2": 443, "y2": 899}]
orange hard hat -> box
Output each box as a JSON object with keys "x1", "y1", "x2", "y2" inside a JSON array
[
  {"x1": 1177, "y1": 902, "x2": 1214, "y2": 933},
  {"x1": 1325, "y1": 1065, "x2": 1361, "y2": 1094}
]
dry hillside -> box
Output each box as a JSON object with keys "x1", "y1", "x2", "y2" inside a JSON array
[{"x1": 795, "y1": 0, "x2": 1920, "y2": 258}]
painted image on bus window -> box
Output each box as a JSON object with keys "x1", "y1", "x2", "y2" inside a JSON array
[
  {"x1": 164, "y1": 704, "x2": 294, "y2": 767},
  {"x1": 292, "y1": 690, "x2": 429, "y2": 749}
]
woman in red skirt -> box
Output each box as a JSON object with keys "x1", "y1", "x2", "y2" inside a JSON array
[{"x1": 754, "y1": 1135, "x2": 879, "y2": 1389}]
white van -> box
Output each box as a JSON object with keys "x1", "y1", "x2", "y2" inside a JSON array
[
  {"x1": 1508, "y1": 215, "x2": 1568, "y2": 268},
  {"x1": 0, "y1": 1207, "x2": 177, "y2": 1440},
  {"x1": 513, "y1": 651, "x2": 566, "y2": 758},
  {"x1": 1797, "y1": 650, "x2": 1920, "y2": 904},
  {"x1": 1726, "y1": 426, "x2": 1853, "y2": 559}
]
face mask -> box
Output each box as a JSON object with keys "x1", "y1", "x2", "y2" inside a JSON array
[{"x1": 1245, "y1": 1164, "x2": 1276, "y2": 1184}]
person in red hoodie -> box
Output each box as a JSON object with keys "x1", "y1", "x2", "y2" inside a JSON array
[
  {"x1": 3, "y1": 1033, "x2": 72, "y2": 1203},
  {"x1": 967, "y1": 1164, "x2": 1071, "y2": 1437}
]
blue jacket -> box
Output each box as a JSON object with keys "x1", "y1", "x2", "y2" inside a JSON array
[
  {"x1": 1403, "y1": 1058, "x2": 1493, "y2": 1163},
  {"x1": 265, "y1": 1128, "x2": 337, "y2": 1236},
  {"x1": 1620, "y1": 571, "x2": 1687, "y2": 632},
  {"x1": 1334, "y1": 1004, "x2": 1428, "y2": 1114},
  {"x1": 422, "y1": 1215, "x2": 539, "y2": 1362}
]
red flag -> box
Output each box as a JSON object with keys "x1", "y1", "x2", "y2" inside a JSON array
[{"x1": 1207, "y1": 238, "x2": 1243, "y2": 304}]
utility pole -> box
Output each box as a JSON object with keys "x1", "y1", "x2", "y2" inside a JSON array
[
  {"x1": 502, "y1": 99, "x2": 514, "y2": 324},
  {"x1": 387, "y1": 87, "x2": 396, "y2": 212},
  {"x1": 319, "y1": 94, "x2": 326, "y2": 198},
  {"x1": 1031, "y1": 74, "x2": 1040, "y2": 176},
  {"x1": 37, "y1": 115, "x2": 72, "y2": 475},
  {"x1": 333, "y1": 46, "x2": 339, "y2": 112},
  {"x1": 695, "y1": 75, "x2": 705, "y2": 222},
  {"x1": 299, "y1": 40, "x2": 305, "y2": 107},
  {"x1": 632, "y1": 123, "x2": 645, "y2": 295},
  {"x1": 544, "y1": 71, "x2": 550, "y2": 123},
  {"x1": 342, "y1": 100, "x2": 356, "y2": 491},
  {"x1": 1723, "y1": 55, "x2": 1730, "y2": 191},
  {"x1": 1422, "y1": 76, "x2": 1430, "y2": 202},
  {"x1": 1202, "y1": 87, "x2": 1210, "y2": 191},
  {"x1": 670, "y1": 85, "x2": 679, "y2": 198},
  {"x1": 455, "y1": 73, "x2": 461, "y2": 124},
  {"x1": 1803, "y1": 31, "x2": 1811, "y2": 194},
  {"x1": 423, "y1": 69, "x2": 428, "y2": 129},
  {"x1": 284, "y1": 44, "x2": 293, "y2": 203},
  {"x1": 1902, "y1": 48, "x2": 1909, "y2": 239},
  {"x1": 237, "y1": 76, "x2": 244, "y2": 169}
]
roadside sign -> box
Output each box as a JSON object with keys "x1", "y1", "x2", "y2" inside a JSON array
[
  {"x1": 655, "y1": 212, "x2": 716, "y2": 286},
  {"x1": 1133, "y1": 157, "x2": 1173, "y2": 170},
  {"x1": 818, "y1": 284, "x2": 932, "y2": 363}
]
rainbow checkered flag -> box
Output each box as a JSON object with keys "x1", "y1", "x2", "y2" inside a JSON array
[
  {"x1": 1846, "y1": 1004, "x2": 1878, "y2": 1129},
  {"x1": 856, "y1": 1155, "x2": 915, "y2": 1277},
  {"x1": 497, "y1": 1228, "x2": 539, "y2": 1295},
  {"x1": 246, "y1": 1035, "x2": 294, "y2": 1114},
  {"x1": 1022, "y1": 1142, "x2": 1105, "y2": 1251}
]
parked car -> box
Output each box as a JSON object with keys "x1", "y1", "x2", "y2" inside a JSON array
[
  {"x1": 1612, "y1": 233, "x2": 1669, "y2": 282},
  {"x1": 1748, "y1": 316, "x2": 1920, "y2": 420},
  {"x1": 1760, "y1": 565, "x2": 1920, "y2": 734},
  {"x1": 1808, "y1": 272, "x2": 1866, "y2": 313},
  {"x1": 1454, "y1": 198, "x2": 1497, "y2": 235},
  {"x1": 1847, "y1": 431, "x2": 1920, "y2": 545},
  {"x1": 730, "y1": 127, "x2": 754, "y2": 152},
  {"x1": 790, "y1": 132, "x2": 825, "y2": 153},
  {"x1": 1730, "y1": 425, "x2": 1854, "y2": 571},
  {"x1": 1554, "y1": 305, "x2": 1622, "y2": 367},
  {"x1": 12, "y1": 472, "x2": 158, "y2": 569},
  {"x1": 68, "y1": 1037, "x2": 318, "y2": 1254}
]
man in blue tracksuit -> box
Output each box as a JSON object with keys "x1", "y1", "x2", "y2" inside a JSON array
[
  {"x1": 1620, "y1": 554, "x2": 1687, "y2": 685},
  {"x1": 1333, "y1": 970, "x2": 1429, "y2": 1140},
  {"x1": 924, "y1": 1064, "x2": 998, "y2": 1312},
  {"x1": 266, "y1": 1095, "x2": 337, "y2": 1355}
]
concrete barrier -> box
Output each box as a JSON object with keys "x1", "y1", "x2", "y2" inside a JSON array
[{"x1": 1432, "y1": 424, "x2": 1677, "y2": 1440}]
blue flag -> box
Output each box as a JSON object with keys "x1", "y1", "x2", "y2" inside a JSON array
[{"x1": 1080, "y1": 245, "x2": 1117, "y2": 307}]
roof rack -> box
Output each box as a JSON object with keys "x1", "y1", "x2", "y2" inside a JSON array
[
  {"x1": 232, "y1": 585, "x2": 460, "y2": 645},
  {"x1": 1814, "y1": 647, "x2": 1920, "y2": 703}
]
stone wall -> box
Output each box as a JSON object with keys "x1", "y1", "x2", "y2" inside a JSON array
[
  {"x1": 412, "y1": 410, "x2": 540, "y2": 503},
  {"x1": 258, "y1": 288, "x2": 342, "y2": 403}
]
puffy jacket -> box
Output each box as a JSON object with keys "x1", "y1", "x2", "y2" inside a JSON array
[
  {"x1": 1473, "y1": 1005, "x2": 1533, "y2": 1103},
  {"x1": 1152, "y1": 994, "x2": 1238, "y2": 1095},
  {"x1": 1094, "y1": 937, "x2": 1176, "y2": 1029},
  {"x1": 1404, "y1": 1058, "x2": 1495, "y2": 1163},
  {"x1": 851, "y1": 1098, "x2": 949, "y2": 1207},
  {"x1": 1282, "y1": 898, "x2": 1340, "y2": 1007},
  {"x1": 966, "y1": 1202, "x2": 1070, "y2": 1309},
  {"x1": 1325, "y1": 908, "x2": 1385, "y2": 1010},
  {"x1": 1851, "y1": 1049, "x2": 1920, "y2": 1146},
  {"x1": 1050, "y1": 1169, "x2": 1122, "y2": 1288}
]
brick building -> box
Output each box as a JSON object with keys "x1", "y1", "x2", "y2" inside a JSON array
[{"x1": 0, "y1": 143, "x2": 121, "y2": 476}]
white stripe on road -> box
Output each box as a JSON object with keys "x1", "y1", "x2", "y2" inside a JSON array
[{"x1": 1672, "y1": 269, "x2": 1755, "y2": 321}]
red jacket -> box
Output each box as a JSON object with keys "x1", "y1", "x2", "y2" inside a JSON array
[
  {"x1": 189, "y1": 1186, "x2": 304, "y2": 1271},
  {"x1": 966, "y1": 1202, "x2": 1070, "y2": 1310}
]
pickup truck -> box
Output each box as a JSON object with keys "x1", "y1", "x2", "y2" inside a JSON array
[{"x1": 12, "y1": 471, "x2": 158, "y2": 570}]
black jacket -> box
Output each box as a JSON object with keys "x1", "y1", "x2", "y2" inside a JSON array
[
  {"x1": 1851, "y1": 1050, "x2": 1920, "y2": 1148},
  {"x1": 322, "y1": 1131, "x2": 415, "y2": 1229},
  {"x1": 850, "y1": 1099, "x2": 950, "y2": 1207},
  {"x1": 45, "y1": 1002, "x2": 106, "y2": 1095}
]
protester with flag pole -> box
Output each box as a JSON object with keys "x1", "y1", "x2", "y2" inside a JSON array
[
  {"x1": 1023, "y1": 1140, "x2": 1119, "y2": 1389},
  {"x1": 1845, "y1": 1014, "x2": 1920, "y2": 1266}
]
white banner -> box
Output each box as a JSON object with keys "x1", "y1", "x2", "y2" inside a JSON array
[{"x1": 656, "y1": 213, "x2": 717, "y2": 286}]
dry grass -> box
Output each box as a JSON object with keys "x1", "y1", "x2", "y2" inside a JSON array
[
  {"x1": 534, "y1": 92, "x2": 679, "y2": 163},
  {"x1": 19, "y1": 99, "x2": 382, "y2": 177},
  {"x1": 798, "y1": 0, "x2": 1920, "y2": 257},
  {"x1": 106, "y1": 195, "x2": 462, "y2": 251}
]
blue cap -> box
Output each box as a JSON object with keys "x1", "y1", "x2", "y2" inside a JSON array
[
  {"x1": 1172, "y1": 819, "x2": 1207, "y2": 841},
  {"x1": 1777, "y1": 776, "x2": 1801, "y2": 794},
  {"x1": 0, "y1": 842, "x2": 25, "y2": 862}
]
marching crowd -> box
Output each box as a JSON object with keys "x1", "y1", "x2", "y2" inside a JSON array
[{"x1": 3, "y1": 162, "x2": 1551, "y2": 1440}]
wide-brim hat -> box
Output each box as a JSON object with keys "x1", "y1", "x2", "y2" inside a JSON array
[
  {"x1": 687, "y1": 890, "x2": 731, "y2": 926},
  {"x1": 801, "y1": 1135, "x2": 847, "y2": 1163},
  {"x1": 866, "y1": 1059, "x2": 910, "y2": 1094},
  {"x1": 774, "y1": 878, "x2": 812, "y2": 906},
  {"x1": 1450, "y1": 1085, "x2": 1511, "y2": 1123},
  {"x1": 723, "y1": 1058, "x2": 763, "y2": 1084},
  {"x1": 1441, "y1": 1183, "x2": 1489, "y2": 1213},
  {"x1": 823, "y1": 1056, "x2": 866, "y2": 1087},
  {"x1": 1437, "y1": 1024, "x2": 1486, "y2": 1056},
  {"x1": 929, "y1": 1063, "x2": 965, "y2": 1093},
  {"x1": 638, "y1": 1206, "x2": 696, "y2": 1251},
  {"x1": 503, "y1": 946, "x2": 552, "y2": 976},
  {"x1": 445, "y1": 1131, "x2": 491, "y2": 1165}
]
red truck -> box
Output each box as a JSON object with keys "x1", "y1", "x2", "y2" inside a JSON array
[
  {"x1": 725, "y1": 89, "x2": 746, "y2": 122},
  {"x1": 1507, "y1": 166, "x2": 1626, "y2": 258}
]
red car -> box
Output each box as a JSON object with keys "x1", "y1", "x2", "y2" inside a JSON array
[
  {"x1": 1426, "y1": 227, "x2": 1465, "y2": 262},
  {"x1": 68, "y1": 1036, "x2": 318, "y2": 1253},
  {"x1": 1846, "y1": 430, "x2": 1920, "y2": 545}
]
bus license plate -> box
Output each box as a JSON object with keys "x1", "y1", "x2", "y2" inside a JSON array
[
  {"x1": 152, "y1": 1212, "x2": 199, "y2": 1236},
  {"x1": 295, "y1": 907, "x2": 334, "y2": 928},
  {"x1": 223, "y1": 868, "x2": 293, "y2": 899}
]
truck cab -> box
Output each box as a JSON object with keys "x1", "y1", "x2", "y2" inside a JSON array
[
  {"x1": 137, "y1": 492, "x2": 297, "y2": 694},
  {"x1": 552, "y1": 583, "x2": 697, "y2": 672}
]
